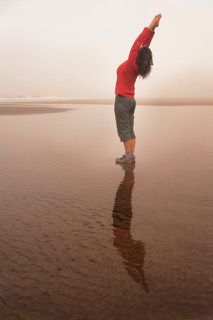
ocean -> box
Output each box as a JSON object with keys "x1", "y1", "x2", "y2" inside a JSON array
[{"x1": 0, "y1": 104, "x2": 212, "y2": 320}]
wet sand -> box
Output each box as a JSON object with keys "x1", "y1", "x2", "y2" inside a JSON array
[
  {"x1": 0, "y1": 105, "x2": 72, "y2": 115},
  {"x1": 0, "y1": 104, "x2": 212, "y2": 320}
]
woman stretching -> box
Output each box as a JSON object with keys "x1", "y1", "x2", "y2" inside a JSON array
[{"x1": 114, "y1": 14, "x2": 162, "y2": 164}]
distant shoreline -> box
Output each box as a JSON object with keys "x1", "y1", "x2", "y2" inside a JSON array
[{"x1": 0, "y1": 97, "x2": 213, "y2": 106}]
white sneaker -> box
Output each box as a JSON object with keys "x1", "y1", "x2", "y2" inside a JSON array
[{"x1": 115, "y1": 154, "x2": 135, "y2": 164}]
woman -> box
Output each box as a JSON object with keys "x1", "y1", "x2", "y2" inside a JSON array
[{"x1": 114, "y1": 14, "x2": 162, "y2": 164}]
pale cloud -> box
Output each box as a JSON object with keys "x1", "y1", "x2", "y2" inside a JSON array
[{"x1": 0, "y1": 0, "x2": 212, "y2": 99}]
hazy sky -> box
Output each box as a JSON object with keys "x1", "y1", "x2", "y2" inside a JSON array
[{"x1": 0, "y1": 0, "x2": 213, "y2": 99}]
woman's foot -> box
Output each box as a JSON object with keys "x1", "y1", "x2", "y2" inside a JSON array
[{"x1": 115, "y1": 154, "x2": 135, "y2": 164}]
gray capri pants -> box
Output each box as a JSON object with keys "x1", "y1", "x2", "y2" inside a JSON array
[{"x1": 114, "y1": 94, "x2": 136, "y2": 142}]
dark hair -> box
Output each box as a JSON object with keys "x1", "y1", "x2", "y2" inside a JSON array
[{"x1": 136, "y1": 46, "x2": 153, "y2": 78}]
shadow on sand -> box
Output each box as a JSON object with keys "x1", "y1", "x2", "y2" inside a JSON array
[{"x1": 112, "y1": 163, "x2": 149, "y2": 293}]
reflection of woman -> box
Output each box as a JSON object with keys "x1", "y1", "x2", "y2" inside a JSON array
[
  {"x1": 114, "y1": 14, "x2": 162, "y2": 164},
  {"x1": 112, "y1": 164, "x2": 149, "y2": 292}
]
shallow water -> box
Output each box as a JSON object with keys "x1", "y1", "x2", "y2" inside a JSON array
[{"x1": 0, "y1": 104, "x2": 212, "y2": 320}]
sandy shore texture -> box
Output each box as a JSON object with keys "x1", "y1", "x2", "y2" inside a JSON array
[
  {"x1": 0, "y1": 104, "x2": 212, "y2": 320},
  {"x1": 0, "y1": 105, "x2": 72, "y2": 115}
]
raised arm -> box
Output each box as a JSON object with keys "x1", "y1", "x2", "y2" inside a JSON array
[
  {"x1": 147, "y1": 14, "x2": 162, "y2": 31},
  {"x1": 128, "y1": 14, "x2": 162, "y2": 65}
]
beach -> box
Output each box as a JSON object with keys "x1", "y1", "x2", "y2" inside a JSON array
[{"x1": 0, "y1": 103, "x2": 212, "y2": 320}]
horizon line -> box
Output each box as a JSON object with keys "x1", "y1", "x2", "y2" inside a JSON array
[{"x1": 0, "y1": 97, "x2": 213, "y2": 106}]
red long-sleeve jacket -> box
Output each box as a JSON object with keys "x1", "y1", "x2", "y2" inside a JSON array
[{"x1": 115, "y1": 27, "x2": 155, "y2": 98}]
